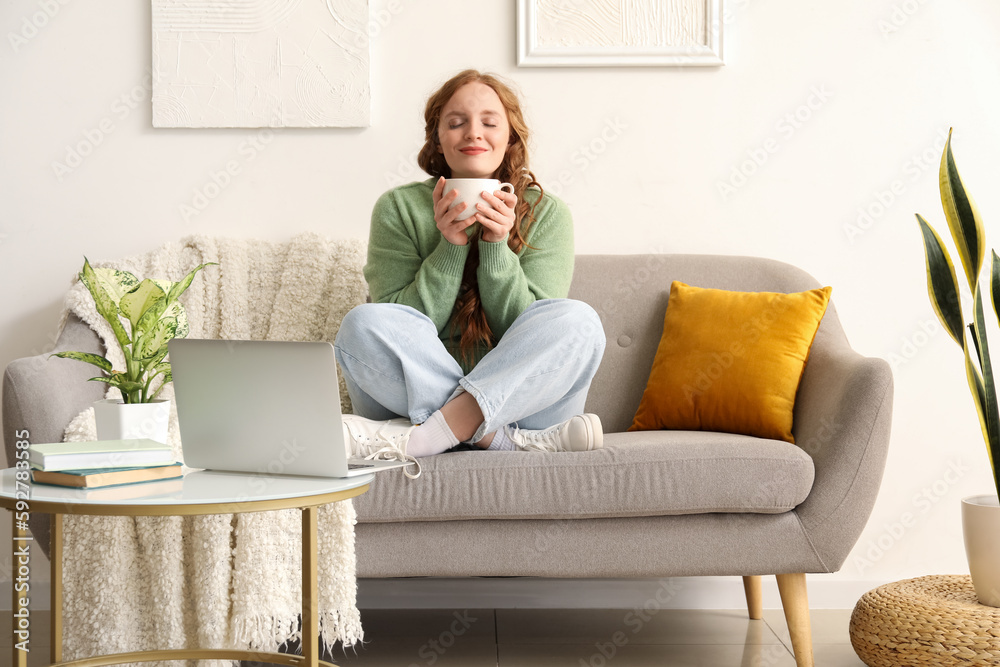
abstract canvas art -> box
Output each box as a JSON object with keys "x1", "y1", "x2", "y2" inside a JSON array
[
  {"x1": 518, "y1": 0, "x2": 723, "y2": 66},
  {"x1": 152, "y1": 0, "x2": 370, "y2": 128}
]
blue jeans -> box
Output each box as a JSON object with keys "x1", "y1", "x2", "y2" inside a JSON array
[{"x1": 333, "y1": 299, "x2": 606, "y2": 443}]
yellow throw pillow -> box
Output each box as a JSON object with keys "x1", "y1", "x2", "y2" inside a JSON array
[{"x1": 629, "y1": 281, "x2": 833, "y2": 443}]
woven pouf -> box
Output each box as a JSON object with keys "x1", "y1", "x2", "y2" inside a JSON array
[{"x1": 850, "y1": 575, "x2": 1000, "y2": 666}]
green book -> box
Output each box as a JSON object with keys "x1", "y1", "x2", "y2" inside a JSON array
[{"x1": 28, "y1": 439, "x2": 174, "y2": 472}]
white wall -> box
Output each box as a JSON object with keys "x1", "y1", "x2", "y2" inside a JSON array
[{"x1": 3, "y1": 0, "x2": 1000, "y2": 608}]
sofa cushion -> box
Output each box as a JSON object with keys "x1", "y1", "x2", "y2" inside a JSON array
[
  {"x1": 629, "y1": 281, "x2": 832, "y2": 443},
  {"x1": 568, "y1": 254, "x2": 844, "y2": 435},
  {"x1": 353, "y1": 431, "x2": 814, "y2": 523}
]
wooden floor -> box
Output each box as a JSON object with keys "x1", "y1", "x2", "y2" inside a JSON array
[{"x1": 2, "y1": 608, "x2": 865, "y2": 666}]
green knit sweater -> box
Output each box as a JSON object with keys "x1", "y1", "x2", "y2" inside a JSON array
[{"x1": 364, "y1": 177, "x2": 575, "y2": 371}]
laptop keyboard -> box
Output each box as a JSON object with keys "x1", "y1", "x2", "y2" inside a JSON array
[{"x1": 348, "y1": 463, "x2": 375, "y2": 469}]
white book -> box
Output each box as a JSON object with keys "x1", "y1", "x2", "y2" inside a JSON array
[{"x1": 28, "y1": 439, "x2": 174, "y2": 472}]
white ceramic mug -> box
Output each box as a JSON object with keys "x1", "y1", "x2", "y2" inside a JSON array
[{"x1": 444, "y1": 178, "x2": 514, "y2": 221}]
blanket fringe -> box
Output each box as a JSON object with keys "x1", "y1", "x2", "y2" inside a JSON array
[{"x1": 58, "y1": 234, "x2": 368, "y2": 664}]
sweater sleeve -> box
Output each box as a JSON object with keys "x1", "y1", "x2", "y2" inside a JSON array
[
  {"x1": 476, "y1": 192, "x2": 575, "y2": 339},
  {"x1": 364, "y1": 188, "x2": 470, "y2": 334}
]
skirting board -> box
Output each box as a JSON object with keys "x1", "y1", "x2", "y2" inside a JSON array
[{"x1": 1, "y1": 576, "x2": 892, "y2": 611}]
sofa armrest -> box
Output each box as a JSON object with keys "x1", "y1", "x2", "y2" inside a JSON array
[
  {"x1": 3, "y1": 314, "x2": 105, "y2": 559},
  {"x1": 3, "y1": 313, "x2": 106, "y2": 468},
  {"x1": 791, "y1": 344, "x2": 894, "y2": 571}
]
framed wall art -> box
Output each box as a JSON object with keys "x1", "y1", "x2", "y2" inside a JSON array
[
  {"x1": 517, "y1": 0, "x2": 724, "y2": 67},
  {"x1": 152, "y1": 0, "x2": 371, "y2": 128}
]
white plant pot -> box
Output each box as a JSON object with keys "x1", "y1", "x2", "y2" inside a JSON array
[
  {"x1": 93, "y1": 399, "x2": 171, "y2": 444},
  {"x1": 962, "y1": 494, "x2": 1000, "y2": 607}
]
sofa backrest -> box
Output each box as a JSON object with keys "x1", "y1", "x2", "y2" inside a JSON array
[{"x1": 568, "y1": 254, "x2": 849, "y2": 434}]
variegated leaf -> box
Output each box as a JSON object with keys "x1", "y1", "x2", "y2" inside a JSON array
[
  {"x1": 134, "y1": 294, "x2": 170, "y2": 341},
  {"x1": 50, "y1": 351, "x2": 113, "y2": 373},
  {"x1": 965, "y1": 345, "x2": 990, "y2": 454},
  {"x1": 167, "y1": 262, "x2": 217, "y2": 304},
  {"x1": 992, "y1": 250, "x2": 1000, "y2": 330},
  {"x1": 137, "y1": 317, "x2": 178, "y2": 360},
  {"x1": 917, "y1": 214, "x2": 965, "y2": 346},
  {"x1": 940, "y1": 128, "x2": 986, "y2": 292},
  {"x1": 80, "y1": 258, "x2": 132, "y2": 355},
  {"x1": 142, "y1": 347, "x2": 169, "y2": 369},
  {"x1": 91, "y1": 266, "x2": 140, "y2": 306},
  {"x1": 163, "y1": 301, "x2": 190, "y2": 339},
  {"x1": 148, "y1": 369, "x2": 172, "y2": 401},
  {"x1": 973, "y1": 285, "x2": 1000, "y2": 484},
  {"x1": 119, "y1": 279, "x2": 166, "y2": 332}
]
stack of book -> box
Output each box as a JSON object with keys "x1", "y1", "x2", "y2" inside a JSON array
[{"x1": 28, "y1": 439, "x2": 182, "y2": 489}]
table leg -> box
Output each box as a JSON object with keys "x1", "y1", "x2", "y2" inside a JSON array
[
  {"x1": 50, "y1": 513, "x2": 62, "y2": 664},
  {"x1": 302, "y1": 506, "x2": 318, "y2": 667},
  {"x1": 11, "y1": 509, "x2": 28, "y2": 667}
]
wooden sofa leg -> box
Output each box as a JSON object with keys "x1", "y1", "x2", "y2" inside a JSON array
[
  {"x1": 742, "y1": 575, "x2": 762, "y2": 620},
  {"x1": 775, "y1": 573, "x2": 814, "y2": 667}
]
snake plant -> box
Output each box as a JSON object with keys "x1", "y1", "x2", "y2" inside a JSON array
[
  {"x1": 51, "y1": 258, "x2": 215, "y2": 404},
  {"x1": 916, "y1": 128, "x2": 1000, "y2": 500}
]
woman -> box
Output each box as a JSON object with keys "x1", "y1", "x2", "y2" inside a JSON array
[{"x1": 334, "y1": 69, "x2": 606, "y2": 478}]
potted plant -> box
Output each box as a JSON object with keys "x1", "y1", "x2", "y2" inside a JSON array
[
  {"x1": 51, "y1": 258, "x2": 215, "y2": 444},
  {"x1": 916, "y1": 128, "x2": 1000, "y2": 606}
]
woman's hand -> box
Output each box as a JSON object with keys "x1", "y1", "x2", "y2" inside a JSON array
[
  {"x1": 475, "y1": 188, "x2": 517, "y2": 243},
  {"x1": 433, "y1": 177, "x2": 477, "y2": 246}
]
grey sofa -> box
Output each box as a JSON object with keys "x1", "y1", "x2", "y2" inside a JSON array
[{"x1": 3, "y1": 254, "x2": 893, "y2": 667}]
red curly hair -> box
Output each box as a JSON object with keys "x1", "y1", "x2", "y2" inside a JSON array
[{"x1": 417, "y1": 69, "x2": 544, "y2": 366}]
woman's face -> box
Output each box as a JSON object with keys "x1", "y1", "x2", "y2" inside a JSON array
[{"x1": 437, "y1": 82, "x2": 510, "y2": 179}]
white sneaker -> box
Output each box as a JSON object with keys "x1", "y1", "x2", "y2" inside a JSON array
[
  {"x1": 505, "y1": 414, "x2": 604, "y2": 453},
  {"x1": 342, "y1": 415, "x2": 422, "y2": 479}
]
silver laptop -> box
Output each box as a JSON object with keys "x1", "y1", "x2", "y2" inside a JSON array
[{"x1": 168, "y1": 338, "x2": 414, "y2": 478}]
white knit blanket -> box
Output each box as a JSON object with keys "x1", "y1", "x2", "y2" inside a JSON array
[{"x1": 57, "y1": 233, "x2": 368, "y2": 667}]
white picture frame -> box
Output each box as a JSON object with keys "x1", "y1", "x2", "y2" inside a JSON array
[
  {"x1": 517, "y1": 0, "x2": 724, "y2": 67},
  {"x1": 151, "y1": 0, "x2": 371, "y2": 128}
]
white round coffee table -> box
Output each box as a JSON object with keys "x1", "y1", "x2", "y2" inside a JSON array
[{"x1": 1, "y1": 466, "x2": 372, "y2": 667}]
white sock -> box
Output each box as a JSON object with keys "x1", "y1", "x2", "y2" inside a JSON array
[
  {"x1": 407, "y1": 410, "x2": 460, "y2": 458},
  {"x1": 485, "y1": 427, "x2": 517, "y2": 451}
]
